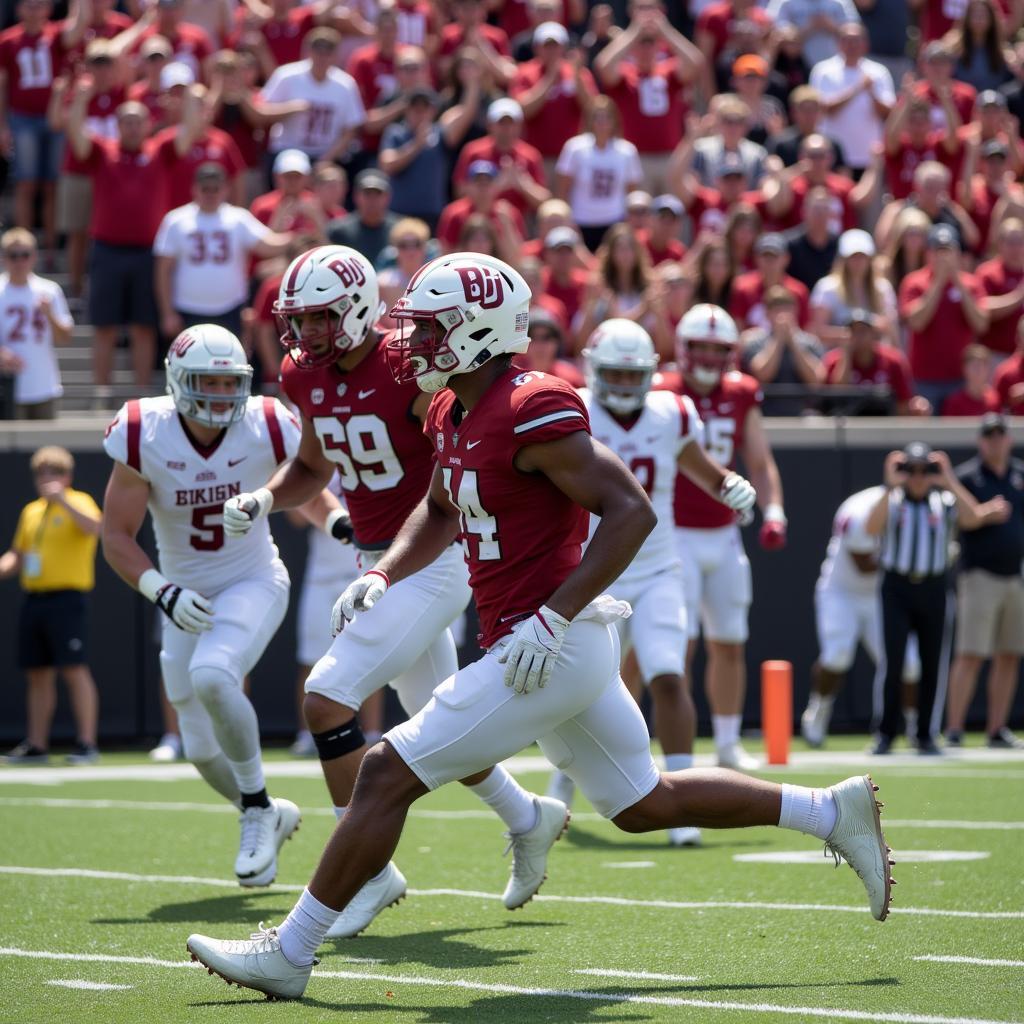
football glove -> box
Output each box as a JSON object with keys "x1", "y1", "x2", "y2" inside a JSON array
[
  {"x1": 497, "y1": 605, "x2": 571, "y2": 695},
  {"x1": 138, "y1": 569, "x2": 213, "y2": 633},
  {"x1": 331, "y1": 569, "x2": 389, "y2": 636},
  {"x1": 759, "y1": 504, "x2": 788, "y2": 551},
  {"x1": 325, "y1": 507, "x2": 355, "y2": 544},
  {"x1": 223, "y1": 487, "x2": 273, "y2": 538},
  {"x1": 719, "y1": 473, "x2": 756, "y2": 513}
]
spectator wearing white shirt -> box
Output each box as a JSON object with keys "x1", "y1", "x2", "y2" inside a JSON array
[
  {"x1": 809, "y1": 23, "x2": 896, "y2": 176},
  {"x1": 0, "y1": 228, "x2": 73, "y2": 420},
  {"x1": 555, "y1": 96, "x2": 643, "y2": 251},
  {"x1": 260, "y1": 28, "x2": 367, "y2": 164},
  {"x1": 154, "y1": 164, "x2": 292, "y2": 341}
]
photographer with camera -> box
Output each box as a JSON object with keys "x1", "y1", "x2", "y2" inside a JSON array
[{"x1": 865, "y1": 442, "x2": 1010, "y2": 755}]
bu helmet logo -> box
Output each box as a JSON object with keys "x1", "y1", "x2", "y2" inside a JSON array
[
  {"x1": 169, "y1": 332, "x2": 196, "y2": 359},
  {"x1": 456, "y1": 267, "x2": 504, "y2": 309},
  {"x1": 328, "y1": 256, "x2": 367, "y2": 289}
]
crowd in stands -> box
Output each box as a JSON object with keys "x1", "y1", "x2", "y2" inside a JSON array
[{"x1": 2, "y1": 0, "x2": 1024, "y2": 417}]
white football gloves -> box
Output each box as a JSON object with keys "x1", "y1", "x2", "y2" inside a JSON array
[
  {"x1": 223, "y1": 487, "x2": 273, "y2": 538},
  {"x1": 719, "y1": 473, "x2": 757, "y2": 513},
  {"x1": 138, "y1": 568, "x2": 213, "y2": 633},
  {"x1": 498, "y1": 605, "x2": 571, "y2": 695},
  {"x1": 331, "y1": 569, "x2": 389, "y2": 636}
]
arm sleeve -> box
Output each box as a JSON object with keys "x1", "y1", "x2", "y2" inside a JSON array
[
  {"x1": 512, "y1": 383, "x2": 590, "y2": 446},
  {"x1": 274, "y1": 397, "x2": 302, "y2": 459},
  {"x1": 259, "y1": 68, "x2": 286, "y2": 104},
  {"x1": 48, "y1": 282, "x2": 73, "y2": 329},
  {"x1": 676, "y1": 393, "x2": 705, "y2": 454},
  {"x1": 12, "y1": 508, "x2": 28, "y2": 553},
  {"x1": 845, "y1": 508, "x2": 879, "y2": 554},
  {"x1": 554, "y1": 137, "x2": 578, "y2": 177},
  {"x1": 152, "y1": 214, "x2": 178, "y2": 257},
  {"x1": 102, "y1": 401, "x2": 148, "y2": 479},
  {"x1": 239, "y1": 209, "x2": 272, "y2": 248}
]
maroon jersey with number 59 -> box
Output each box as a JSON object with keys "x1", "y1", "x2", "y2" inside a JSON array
[
  {"x1": 426, "y1": 368, "x2": 590, "y2": 647},
  {"x1": 279, "y1": 337, "x2": 433, "y2": 547},
  {"x1": 656, "y1": 370, "x2": 762, "y2": 529}
]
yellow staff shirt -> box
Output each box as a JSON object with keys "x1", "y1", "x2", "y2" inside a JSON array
[{"x1": 13, "y1": 489, "x2": 101, "y2": 593}]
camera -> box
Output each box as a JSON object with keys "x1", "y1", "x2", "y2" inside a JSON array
[{"x1": 895, "y1": 459, "x2": 940, "y2": 475}]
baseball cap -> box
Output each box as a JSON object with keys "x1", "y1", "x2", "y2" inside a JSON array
[
  {"x1": 529, "y1": 307, "x2": 563, "y2": 337},
  {"x1": 901, "y1": 441, "x2": 933, "y2": 466},
  {"x1": 140, "y1": 36, "x2": 172, "y2": 59},
  {"x1": 922, "y1": 40, "x2": 954, "y2": 62},
  {"x1": 354, "y1": 168, "x2": 391, "y2": 192},
  {"x1": 534, "y1": 21, "x2": 569, "y2": 46},
  {"x1": 733, "y1": 54, "x2": 769, "y2": 78},
  {"x1": 838, "y1": 229, "x2": 876, "y2": 259},
  {"x1": 718, "y1": 152, "x2": 746, "y2": 178},
  {"x1": 194, "y1": 162, "x2": 226, "y2": 183},
  {"x1": 273, "y1": 149, "x2": 312, "y2": 176},
  {"x1": 982, "y1": 138, "x2": 1009, "y2": 159},
  {"x1": 755, "y1": 232, "x2": 787, "y2": 255},
  {"x1": 545, "y1": 226, "x2": 578, "y2": 250},
  {"x1": 978, "y1": 89, "x2": 1007, "y2": 109},
  {"x1": 846, "y1": 307, "x2": 879, "y2": 329},
  {"x1": 467, "y1": 160, "x2": 499, "y2": 179},
  {"x1": 980, "y1": 412, "x2": 1008, "y2": 436},
  {"x1": 927, "y1": 223, "x2": 960, "y2": 250},
  {"x1": 160, "y1": 61, "x2": 195, "y2": 90},
  {"x1": 627, "y1": 190, "x2": 652, "y2": 211},
  {"x1": 487, "y1": 97, "x2": 523, "y2": 123},
  {"x1": 652, "y1": 194, "x2": 684, "y2": 217}
]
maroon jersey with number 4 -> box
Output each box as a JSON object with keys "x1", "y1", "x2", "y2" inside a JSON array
[
  {"x1": 279, "y1": 337, "x2": 433, "y2": 547},
  {"x1": 656, "y1": 370, "x2": 762, "y2": 529},
  {"x1": 426, "y1": 368, "x2": 590, "y2": 647}
]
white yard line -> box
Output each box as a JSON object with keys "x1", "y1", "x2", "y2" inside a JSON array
[
  {"x1": 0, "y1": 946, "x2": 1018, "y2": 1024},
  {"x1": 602, "y1": 861, "x2": 657, "y2": 869},
  {"x1": 46, "y1": 979, "x2": 132, "y2": 991},
  {"x1": 914, "y1": 956, "x2": 1024, "y2": 968},
  {"x1": 1, "y1": 795, "x2": 1021, "y2": 831},
  {"x1": 574, "y1": 968, "x2": 699, "y2": 982},
  {"x1": 0, "y1": 865, "x2": 1020, "y2": 921}
]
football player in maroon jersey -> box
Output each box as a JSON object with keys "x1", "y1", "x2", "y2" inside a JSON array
[
  {"x1": 223, "y1": 244, "x2": 559, "y2": 939},
  {"x1": 190, "y1": 255, "x2": 893, "y2": 1001}
]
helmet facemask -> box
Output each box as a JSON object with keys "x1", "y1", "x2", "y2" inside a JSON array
[
  {"x1": 173, "y1": 368, "x2": 252, "y2": 427},
  {"x1": 683, "y1": 339, "x2": 735, "y2": 389},
  {"x1": 593, "y1": 365, "x2": 653, "y2": 415},
  {"x1": 275, "y1": 297, "x2": 369, "y2": 370},
  {"x1": 387, "y1": 303, "x2": 483, "y2": 393}
]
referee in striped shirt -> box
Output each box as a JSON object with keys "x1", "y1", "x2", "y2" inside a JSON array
[{"x1": 865, "y1": 442, "x2": 1010, "y2": 754}]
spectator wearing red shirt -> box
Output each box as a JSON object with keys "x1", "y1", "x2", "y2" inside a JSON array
[
  {"x1": 672, "y1": 146, "x2": 770, "y2": 237},
  {"x1": 393, "y1": 0, "x2": 441, "y2": 53},
  {"x1": 57, "y1": 0, "x2": 133, "y2": 76},
  {"x1": 250, "y1": 149, "x2": 326, "y2": 237},
  {"x1": 348, "y1": 3, "x2": 404, "y2": 155},
  {"x1": 646, "y1": 258, "x2": 694, "y2": 362},
  {"x1": 899, "y1": 224, "x2": 989, "y2": 410},
  {"x1": 452, "y1": 98, "x2": 549, "y2": 214},
  {"x1": 438, "y1": 0, "x2": 515, "y2": 88},
  {"x1": 960, "y1": 137, "x2": 1024, "y2": 256},
  {"x1": 128, "y1": 35, "x2": 172, "y2": 128},
  {"x1": 941, "y1": 343, "x2": 1001, "y2": 416},
  {"x1": 917, "y1": 0, "x2": 1016, "y2": 44},
  {"x1": 436, "y1": 160, "x2": 525, "y2": 255},
  {"x1": 0, "y1": 0, "x2": 63, "y2": 251},
  {"x1": 993, "y1": 320, "x2": 1024, "y2": 411},
  {"x1": 520, "y1": 254, "x2": 569, "y2": 333},
  {"x1": 118, "y1": 0, "x2": 214, "y2": 81},
  {"x1": 822, "y1": 308, "x2": 927, "y2": 415},
  {"x1": 959, "y1": 90, "x2": 1024, "y2": 177},
  {"x1": 638, "y1": 194, "x2": 687, "y2": 266},
  {"x1": 229, "y1": 0, "x2": 331, "y2": 72},
  {"x1": 513, "y1": 306, "x2": 584, "y2": 386},
  {"x1": 883, "y1": 92, "x2": 961, "y2": 201},
  {"x1": 914, "y1": 41, "x2": 977, "y2": 130},
  {"x1": 65, "y1": 82, "x2": 182, "y2": 387},
  {"x1": 730, "y1": 232, "x2": 810, "y2": 330},
  {"x1": 978, "y1": 216, "x2": 1024, "y2": 355},
  {"x1": 593, "y1": 7, "x2": 703, "y2": 192},
  {"x1": 540, "y1": 225, "x2": 590, "y2": 333},
  {"x1": 510, "y1": 21, "x2": 597, "y2": 177},
  {"x1": 696, "y1": 0, "x2": 774, "y2": 66}
]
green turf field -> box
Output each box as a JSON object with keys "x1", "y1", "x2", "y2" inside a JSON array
[{"x1": 2, "y1": 740, "x2": 1022, "y2": 1024}]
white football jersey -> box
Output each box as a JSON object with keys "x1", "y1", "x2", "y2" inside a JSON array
[
  {"x1": 817, "y1": 485, "x2": 886, "y2": 597},
  {"x1": 0, "y1": 273, "x2": 73, "y2": 403},
  {"x1": 585, "y1": 388, "x2": 703, "y2": 585},
  {"x1": 103, "y1": 395, "x2": 301, "y2": 595}
]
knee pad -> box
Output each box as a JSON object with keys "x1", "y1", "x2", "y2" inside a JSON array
[
  {"x1": 313, "y1": 720, "x2": 366, "y2": 761},
  {"x1": 191, "y1": 664, "x2": 241, "y2": 710},
  {"x1": 171, "y1": 693, "x2": 220, "y2": 763}
]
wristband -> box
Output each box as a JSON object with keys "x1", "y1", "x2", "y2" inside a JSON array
[
  {"x1": 138, "y1": 568, "x2": 171, "y2": 604},
  {"x1": 365, "y1": 568, "x2": 390, "y2": 589},
  {"x1": 764, "y1": 503, "x2": 786, "y2": 525}
]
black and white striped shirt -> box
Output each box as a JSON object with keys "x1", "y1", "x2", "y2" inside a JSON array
[{"x1": 880, "y1": 488, "x2": 958, "y2": 578}]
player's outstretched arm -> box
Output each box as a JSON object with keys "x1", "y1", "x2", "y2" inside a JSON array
[
  {"x1": 517, "y1": 432, "x2": 656, "y2": 621},
  {"x1": 677, "y1": 439, "x2": 757, "y2": 513}
]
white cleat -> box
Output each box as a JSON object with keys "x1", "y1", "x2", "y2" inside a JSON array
[
  {"x1": 235, "y1": 798, "x2": 301, "y2": 888},
  {"x1": 502, "y1": 796, "x2": 570, "y2": 910},
  {"x1": 324, "y1": 861, "x2": 407, "y2": 939},
  {"x1": 545, "y1": 770, "x2": 576, "y2": 809},
  {"x1": 668, "y1": 826, "x2": 702, "y2": 847},
  {"x1": 800, "y1": 700, "x2": 832, "y2": 748},
  {"x1": 187, "y1": 924, "x2": 314, "y2": 1001},
  {"x1": 824, "y1": 774, "x2": 894, "y2": 922},
  {"x1": 149, "y1": 733, "x2": 181, "y2": 762},
  {"x1": 717, "y1": 741, "x2": 760, "y2": 771}
]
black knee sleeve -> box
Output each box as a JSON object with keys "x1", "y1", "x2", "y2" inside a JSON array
[{"x1": 313, "y1": 721, "x2": 366, "y2": 761}]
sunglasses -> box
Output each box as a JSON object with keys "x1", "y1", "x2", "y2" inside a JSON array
[
  {"x1": 5, "y1": 250, "x2": 32, "y2": 260},
  {"x1": 396, "y1": 239, "x2": 424, "y2": 249},
  {"x1": 144, "y1": 51, "x2": 169, "y2": 61},
  {"x1": 981, "y1": 427, "x2": 1007, "y2": 437},
  {"x1": 33, "y1": 467, "x2": 65, "y2": 478}
]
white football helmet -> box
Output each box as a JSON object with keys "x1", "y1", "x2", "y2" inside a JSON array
[
  {"x1": 583, "y1": 319, "x2": 658, "y2": 415},
  {"x1": 165, "y1": 324, "x2": 253, "y2": 427},
  {"x1": 676, "y1": 303, "x2": 739, "y2": 388},
  {"x1": 273, "y1": 244, "x2": 383, "y2": 369},
  {"x1": 387, "y1": 252, "x2": 532, "y2": 392}
]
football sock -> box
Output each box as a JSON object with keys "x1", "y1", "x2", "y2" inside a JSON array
[
  {"x1": 192, "y1": 753, "x2": 240, "y2": 807},
  {"x1": 334, "y1": 806, "x2": 347, "y2": 821},
  {"x1": 240, "y1": 787, "x2": 271, "y2": 810},
  {"x1": 778, "y1": 784, "x2": 838, "y2": 840},
  {"x1": 277, "y1": 887, "x2": 338, "y2": 968},
  {"x1": 469, "y1": 765, "x2": 538, "y2": 834},
  {"x1": 230, "y1": 752, "x2": 267, "y2": 798},
  {"x1": 665, "y1": 753, "x2": 694, "y2": 772},
  {"x1": 712, "y1": 714, "x2": 741, "y2": 748}
]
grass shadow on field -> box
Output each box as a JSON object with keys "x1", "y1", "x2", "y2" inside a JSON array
[
  {"x1": 92, "y1": 889, "x2": 289, "y2": 926},
  {"x1": 563, "y1": 825, "x2": 775, "y2": 853},
  {"x1": 322, "y1": 920, "x2": 566, "y2": 970}
]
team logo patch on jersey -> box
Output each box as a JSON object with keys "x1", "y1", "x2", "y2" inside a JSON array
[
  {"x1": 436, "y1": 432, "x2": 444, "y2": 453},
  {"x1": 456, "y1": 266, "x2": 504, "y2": 309},
  {"x1": 195, "y1": 470, "x2": 216, "y2": 482},
  {"x1": 312, "y1": 388, "x2": 325, "y2": 404},
  {"x1": 336, "y1": 383, "x2": 347, "y2": 397},
  {"x1": 166, "y1": 460, "x2": 186, "y2": 470}
]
